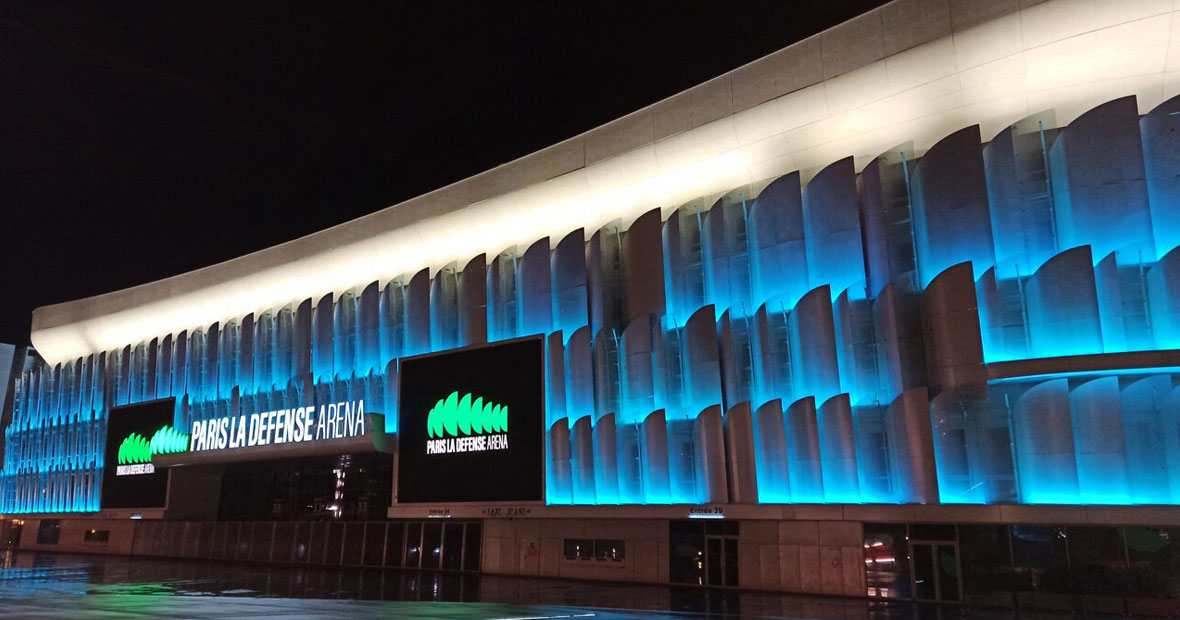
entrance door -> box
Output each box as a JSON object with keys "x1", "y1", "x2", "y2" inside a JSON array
[
  {"x1": 705, "y1": 534, "x2": 739, "y2": 588},
  {"x1": 911, "y1": 540, "x2": 961, "y2": 602},
  {"x1": 398, "y1": 520, "x2": 481, "y2": 571},
  {"x1": 3, "y1": 520, "x2": 21, "y2": 549},
  {"x1": 669, "y1": 520, "x2": 740, "y2": 588}
]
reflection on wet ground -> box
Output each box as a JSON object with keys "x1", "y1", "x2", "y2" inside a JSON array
[{"x1": 0, "y1": 551, "x2": 997, "y2": 619}]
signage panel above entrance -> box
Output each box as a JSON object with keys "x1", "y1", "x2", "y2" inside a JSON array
[{"x1": 397, "y1": 337, "x2": 545, "y2": 504}]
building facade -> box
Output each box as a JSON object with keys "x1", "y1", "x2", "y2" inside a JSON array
[{"x1": 9, "y1": 0, "x2": 1180, "y2": 613}]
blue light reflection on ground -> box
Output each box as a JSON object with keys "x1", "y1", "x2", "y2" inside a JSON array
[{"x1": 0, "y1": 550, "x2": 1060, "y2": 620}]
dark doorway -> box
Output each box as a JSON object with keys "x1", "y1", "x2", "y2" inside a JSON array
[{"x1": 669, "y1": 520, "x2": 740, "y2": 588}]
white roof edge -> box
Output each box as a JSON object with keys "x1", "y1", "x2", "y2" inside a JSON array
[{"x1": 35, "y1": 0, "x2": 1160, "y2": 365}]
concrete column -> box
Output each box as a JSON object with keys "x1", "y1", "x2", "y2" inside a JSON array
[
  {"x1": 804, "y1": 156, "x2": 865, "y2": 299},
  {"x1": 623, "y1": 208, "x2": 666, "y2": 324},
  {"x1": 786, "y1": 396, "x2": 824, "y2": 502},
  {"x1": 594, "y1": 412, "x2": 619, "y2": 504},
  {"x1": 725, "y1": 401, "x2": 758, "y2": 504},
  {"x1": 754, "y1": 398, "x2": 790, "y2": 502},
  {"x1": 548, "y1": 418, "x2": 572, "y2": 505},
  {"x1": 552, "y1": 229, "x2": 588, "y2": 336},
  {"x1": 1026, "y1": 246, "x2": 1102, "y2": 357},
  {"x1": 642, "y1": 409, "x2": 671, "y2": 504},
  {"x1": 909, "y1": 125, "x2": 995, "y2": 287},
  {"x1": 921, "y1": 261, "x2": 986, "y2": 396},
  {"x1": 519, "y1": 237, "x2": 552, "y2": 337},
  {"x1": 1119, "y1": 375, "x2": 1177, "y2": 503},
  {"x1": 695, "y1": 404, "x2": 728, "y2": 504},
  {"x1": 887, "y1": 386, "x2": 938, "y2": 504},
  {"x1": 404, "y1": 268, "x2": 431, "y2": 357},
  {"x1": 790, "y1": 285, "x2": 840, "y2": 404},
  {"x1": 1050, "y1": 96, "x2": 1154, "y2": 261},
  {"x1": 1070, "y1": 377, "x2": 1130, "y2": 503},
  {"x1": 1142, "y1": 93, "x2": 1180, "y2": 257},
  {"x1": 462, "y1": 254, "x2": 490, "y2": 344},
  {"x1": 1148, "y1": 246, "x2": 1180, "y2": 349},
  {"x1": 1012, "y1": 379, "x2": 1078, "y2": 503},
  {"x1": 748, "y1": 171, "x2": 807, "y2": 308},
  {"x1": 818, "y1": 393, "x2": 859, "y2": 503},
  {"x1": 357, "y1": 281, "x2": 380, "y2": 374},
  {"x1": 570, "y1": 415, "x2": 596, "y2": 504}
]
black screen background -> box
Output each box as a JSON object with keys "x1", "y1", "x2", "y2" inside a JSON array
[
  {"x1": 101, "y1": 398, "x2": 175, "y2": 509},
  {"x1": 397, "y1": 337, "x2": 544, "y2": 504}
]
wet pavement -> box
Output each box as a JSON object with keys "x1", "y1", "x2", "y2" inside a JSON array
[{"x1": 0, "y1": 551, "x2": 1001, "y2": 619}]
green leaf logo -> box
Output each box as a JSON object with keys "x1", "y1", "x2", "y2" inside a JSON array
[
  {"x1": 149, "y1": 425, "x2": 189, "y2": 455},
  {"x1": 117, "y1": 433, "x2": 151, "y2": 465},
  {"x1": 116, "y1": 425, "x2": 190, "y2": 465},
  {"x1": 426, "y1": 391, "x2": 508, "y2": 438}
]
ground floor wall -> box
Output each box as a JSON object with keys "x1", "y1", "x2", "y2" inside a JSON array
[
  {"x1": 480, "y1": 518, "x2": 864, "y2": 596},
  {"x1": 11, "y1": 511, "x2": 1180, "y2": 616}
]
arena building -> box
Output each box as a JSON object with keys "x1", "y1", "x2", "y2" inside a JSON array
[{"x1": 8, "y1": 0, "x2": 1180, "y2": 612}]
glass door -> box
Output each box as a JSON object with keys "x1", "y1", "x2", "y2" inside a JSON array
[
  {"x1": 911, "y1": 540, "x2": 962, "y2": 602},
  {"x1": 705, "y1": 534, "x2": 739, "y2": 588},
  {"x1": 398, "y1": 521, "x2": 481, "y2": 572}
]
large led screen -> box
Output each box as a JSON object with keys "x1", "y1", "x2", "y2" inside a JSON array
[
  {"x1": 397, "y1": 337, "x2": 544, "y2": 504},
  {"x1": 101, "y1": 398, "x2": 176, "y2": 509}
]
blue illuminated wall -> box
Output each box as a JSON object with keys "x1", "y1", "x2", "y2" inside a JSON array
[{"x1": 7, "y1": 93, "x2": 1180, "y2": 513}]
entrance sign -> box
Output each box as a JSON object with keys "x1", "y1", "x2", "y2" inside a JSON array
[{"x1": 188, "y1": 400, "x2": 367, "y2": 453}]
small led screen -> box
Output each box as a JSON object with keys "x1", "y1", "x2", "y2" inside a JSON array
[
  {"x1": 101, "y1": 398, "x2": 175, "y2": 509},
  {"x1": 397, "y1": 337, "x2": 544, "y2": 504}
]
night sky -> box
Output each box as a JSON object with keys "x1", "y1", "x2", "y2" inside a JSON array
[{"x1": 0, "y1": 1, "x2": 885, "y2": 347}]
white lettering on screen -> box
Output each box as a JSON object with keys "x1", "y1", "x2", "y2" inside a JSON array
[{"x1": 189, "y1": 400, "x2": 367, "y2": 452}]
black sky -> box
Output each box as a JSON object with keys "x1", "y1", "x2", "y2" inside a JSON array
[{"x1": 0, "y1": 1, "x2": 886, "y2": 347}]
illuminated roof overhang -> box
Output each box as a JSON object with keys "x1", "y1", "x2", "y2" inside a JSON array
[{"x1": 30, "y1": 0, "x2": 1178, "y2": 365}]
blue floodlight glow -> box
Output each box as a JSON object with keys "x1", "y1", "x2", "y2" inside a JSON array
[{"x1": 7, "y1": 95, "x2": 1180, "y2": 513}]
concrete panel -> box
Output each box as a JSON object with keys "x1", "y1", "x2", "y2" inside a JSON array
[
  {"x1": 779, "y1": 520, "x2": 820, "y2": 545},
  {"x1": 779, "y1": 544, "x2": 802, "y2": 591},
  {"x1": 772, "y1": 36, "x2": 824, "y2": 96},
  {"x1": 585, "y1": 109, "x2": 655, "y2": 165},
  {"x1": 799, "y1": 545, "x2": 823, "y2": 593},
  {"x1": 483, "y1": 536, "x2": 501, "y2": 573},
  {"x1": 739, "y1": 542, "x2": 761, "y2": 589},
  {"x1": 818, "y1": 520, "x2": 861, "y2": 547},
  {"x1": 539, "y1": 537, "x2": 561, "y2": 577},
  {"x1": 731, "y1": 56, "x2": 781, "y2": 113},
  {"x1": 820, "y1": 545, "x2": 845, "y2": 594},
  {"x1": 742, "y1": 519, "x2": 778, "y2": 545},
  {"x1": 881, "y1": 0, "x2": 952, "y2": 55},
  {"x1": 952, "y1": 11, "x2": 1022, "y2": 71},
  {"x1": 757, "y1": 543, "x2": 781, "y2": 592},
  {"x1": 950, "y1": 0, "x2": 1018, "y2": 31},
  {"x1": 652, "y1": 91, "x2": 693, "y2": 140},
  {"x1": 691, "y1": 75, "x2": 733, "y2": 128},
  {"x1": 821, "y1": 9, "x2": 886, "y2": 79},
  {"x1": 841, "y1": 546, "x2": 865, "y2": 595}
]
